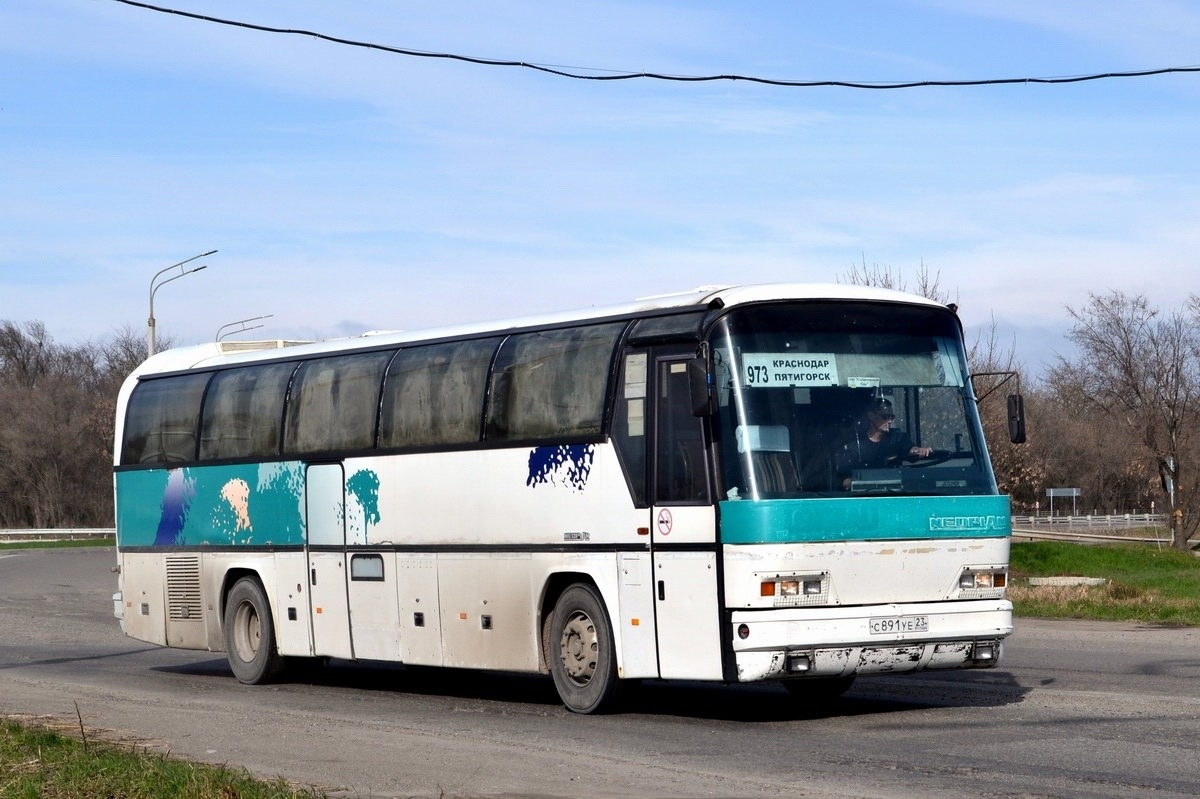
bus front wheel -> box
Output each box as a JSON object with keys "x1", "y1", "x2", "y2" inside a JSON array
[
  {"x1": 224, "y1": 577, "x2": 284, "y2": 685},
  {"x1": 548, "y1": 584, "x2": 621, "y2": 714}
]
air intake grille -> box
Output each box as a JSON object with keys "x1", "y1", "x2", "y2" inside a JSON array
[{"x1": 166, "y1": 556, "x2": 202, "y2": 622}]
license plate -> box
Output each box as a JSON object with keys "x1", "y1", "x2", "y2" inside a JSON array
[{"x1": 869, "y1": 615, "x2": 929, "y2": 635}]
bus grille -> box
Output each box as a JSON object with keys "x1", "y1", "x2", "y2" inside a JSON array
[{"x1": 166, "y1": 556, "x2": 203, "y2": 622}]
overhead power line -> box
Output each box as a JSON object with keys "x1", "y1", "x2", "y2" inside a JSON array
[{"x1": 112, "y1": 0, "x2": 1200, "y2": 90}]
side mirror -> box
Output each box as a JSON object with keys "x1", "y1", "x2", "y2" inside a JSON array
[
  {"x1": 688, "y1": 351, "x2": 715, "y2": 417},
  {"x1": 1007, "y1": 394, "x2": 1026, "y2": 444}
]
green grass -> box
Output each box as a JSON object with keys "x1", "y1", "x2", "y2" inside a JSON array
[
  {"x1": 0, "y1": 538, "x2": 114, "y2": 551},
  {"x1": 1009, "y1": 541, "x2": 1200, "y2": 625},
  {"x1": 0, "y1": 717, "x2": 324, "y2": 799}
]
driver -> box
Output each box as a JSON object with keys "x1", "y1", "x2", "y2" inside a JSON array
[{"x1": 835, "y1": 397, "x2": 932, "y2": 488}]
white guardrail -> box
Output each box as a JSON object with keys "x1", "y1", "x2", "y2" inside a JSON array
[
  {"x1": 0, "y1": 528, "x2": 115, "y2": 542},
  {"x1": 1011, "y1": 513, "x2": 1170, "y2": 545},
  {"x1": 1012, "y1": 513, "x2": 1166, "y2": 528}
]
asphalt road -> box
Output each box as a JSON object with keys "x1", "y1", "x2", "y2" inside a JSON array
[{"x1": 2, "y1": 547, "x2": 1199, "y2": 798}]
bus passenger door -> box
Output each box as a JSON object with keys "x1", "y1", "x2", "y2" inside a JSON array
[
  {"x1": 305, "y1": 463, "x2": 354, "y2": 659},
  {"x1": 650, "y1": 352, "x2": 724, "y2": 681}
]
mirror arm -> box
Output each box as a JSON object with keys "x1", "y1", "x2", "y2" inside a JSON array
[{"x1": 969, "y1": 370, "x2": 1021, "y2": 404}]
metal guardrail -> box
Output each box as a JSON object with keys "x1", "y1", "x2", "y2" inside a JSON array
[
  {"x1": 0, "y1": 528, "x2": 115, "y2": 542},
  {"x1": 1012, "y1": 513, "x2": 1166, "y2": 529},
  {"x1": 1010, "y1": 513, "x2": 1172, "y2": 546},
  {"x1": 1010, "y1": 527, "x2": 1170, "y2": 545}
]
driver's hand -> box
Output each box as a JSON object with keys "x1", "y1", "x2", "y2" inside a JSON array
[{"x1": 911, "y1": 446, "x2": 932, "y2": 457}]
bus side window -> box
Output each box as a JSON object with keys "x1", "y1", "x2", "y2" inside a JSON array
[
  {"x1": 611, "y1": 351, "x2": 648, "y2": 506},
  {"x1": 486, "y1": 323, "x2": 625, "y2": 442},
  {"x1": 379, "y1": 338, "x2": 501, "y2": 449},
  {"x1": 199, "y1": 362, "x2": 296, "y2": 460},
  {"x1": 284, "y1": 352, "x2": 393, "y2": 455},
  {"x1": 656, "y1": 359, "x2": 709, "y2": 504}
]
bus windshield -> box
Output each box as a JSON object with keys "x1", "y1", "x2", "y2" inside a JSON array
[{"x1": 709, "y1": 302, "x2": 997, "y2": 499}]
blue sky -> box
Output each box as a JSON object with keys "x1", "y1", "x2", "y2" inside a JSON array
[{"x1": 3, "y1": 1, "x2": 1199, "y2": 375}]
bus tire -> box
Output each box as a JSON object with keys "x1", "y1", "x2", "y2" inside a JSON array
[
  {"x1": 548, "y1": 583, "x2": 621, "y2": 714},
  {"x1": 224, "y1": 577, "x2": 284, "y2": 685}
]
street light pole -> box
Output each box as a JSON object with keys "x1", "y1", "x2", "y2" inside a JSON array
[
  {"x1": 148, "y1": 250, "x2": 216, "y2": 358},
  {"x1": 216, "y1": 314, "x2": 274, "y2": 343}
]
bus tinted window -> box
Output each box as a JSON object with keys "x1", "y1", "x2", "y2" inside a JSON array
[
  {"x1": 122, "y1": 373, "x2": 211, "y2": 465},
  {"x1": 486, "y1": 323, "x2": 625, "y2": 441},
  {"x1": 611, "y1": 350, "x2": 649, "y2": 506},
  {"x1": 627, "y1": 311, "x2": 705, "y2": 344},
  {"x1": 284, "y1": 352, "x2": 393, "y2": 455},
  {"x1": 199, "y1": 362, "x2": 297, "y2": 460},
  {"x1": 379, "y1": 338, "x2": 500, "y2": 448}
]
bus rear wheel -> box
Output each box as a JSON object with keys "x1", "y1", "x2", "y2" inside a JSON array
[
  {"x1": 224, "y1": 577, "x2": 284, "y2": 684},
  {"x1": 548, "y1": 584, "x2": 621, "y2": 714}
]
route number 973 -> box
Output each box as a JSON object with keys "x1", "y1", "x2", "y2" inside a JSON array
[{"x1": 745, "y1": 365, "x2": 770, "y2": 385}]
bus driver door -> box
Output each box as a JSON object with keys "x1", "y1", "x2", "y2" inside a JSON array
[
  {"x1": 649, "y1": 350, "x2": 723, "y2": 681},
  {"x1": 305, "y1": 463, "x2": 354, "y2": 660}
]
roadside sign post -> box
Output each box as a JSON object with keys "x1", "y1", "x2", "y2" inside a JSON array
[{"x1": 1046, "y1": 488, "x2": 1081, "y2": 517}]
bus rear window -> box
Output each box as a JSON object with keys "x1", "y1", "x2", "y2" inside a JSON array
[{"x1": 122, "y1": 373, "x2": 211, "y2": 465}]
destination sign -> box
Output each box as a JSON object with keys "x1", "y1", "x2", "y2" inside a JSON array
[{"x1": 743, "y1": 353, "x2": 839, "y2": 387}]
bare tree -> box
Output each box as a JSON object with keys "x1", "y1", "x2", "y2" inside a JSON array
[
  {"x1": 1057, "y1": 291, "x2": 1200, "y2": 548},
  {"x1": 1034, "y1": 378, "x2": 1156, "y2": 516},
  {"x1": 840, "y1": 256, "x2": 954, "y2": 306},
  {"x1": 0, "y1": 322, "x2": 156, "y2": 528},
  {"x1": 966, "y1": 316, "x2": 1043, "y2": 509}
]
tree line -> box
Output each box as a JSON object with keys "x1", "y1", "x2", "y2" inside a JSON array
[
  {"x1": 992, "y1": 291, "x2": 1200, "y2": 549},
  {"x1": 2, "y1": 284, "x2": 1198, "y2": 547},
  {"x1": 0, "y1": 323, "x2": 147, "y2": 529}
]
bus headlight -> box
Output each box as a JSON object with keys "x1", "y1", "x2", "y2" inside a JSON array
[
  {"x1": 956, "y1": 568, "x2": 1007, "y2": 597},
  {"x1": 759, "y1": 573, "x2": 829, "y2": 606}
]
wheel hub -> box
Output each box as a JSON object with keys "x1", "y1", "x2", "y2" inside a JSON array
[{"x1": 560, "y1": 610, "x2": 597, "y2": 683}]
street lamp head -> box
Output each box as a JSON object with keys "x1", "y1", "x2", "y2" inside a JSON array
[{"x1": 148, "y1": 250, "x2": 216, "y2": 359}]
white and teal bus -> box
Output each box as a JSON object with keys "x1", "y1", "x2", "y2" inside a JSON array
[{"x1": 113, "y1": 283, "x2": 1017, "y2": 713}]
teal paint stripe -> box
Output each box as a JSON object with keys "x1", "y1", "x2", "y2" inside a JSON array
[
  {"x1": 115, "y1": 463, "x2": 307, "y2": 548},
  {"x1": 719, "y1": 494, "x2": 1011, "y2": 544}
]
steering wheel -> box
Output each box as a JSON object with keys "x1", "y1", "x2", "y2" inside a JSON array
[{"x1": 901, "y1": 449, "x2": 954, "y2": 467}]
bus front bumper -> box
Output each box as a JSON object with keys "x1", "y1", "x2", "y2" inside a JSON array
[{"x1": 730, "y1": 599, "x2": 1012, "y2": 682}]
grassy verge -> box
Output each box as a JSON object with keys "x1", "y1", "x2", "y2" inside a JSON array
[
  {"x1": 1009, "y1": 541, "x2": 1200, "y2": 625},
  {"x1": 0, "y1": 715, "x2": 324, "y2": 798},
  {"x1": 0, "y1": 538, "x2": 114, "y2": 551}
]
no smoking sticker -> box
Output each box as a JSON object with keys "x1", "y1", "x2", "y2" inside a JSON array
[{"x1": 657, "y1": 508, "x2": 673, "y2": 535}]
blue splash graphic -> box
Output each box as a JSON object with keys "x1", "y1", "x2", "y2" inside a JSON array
[
  {"x1": 527, "y1": 445, "x2": 595, "y2": 491},
  {"x1": 154, "y1": 468, "x2": 195, "y2": 545}
]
